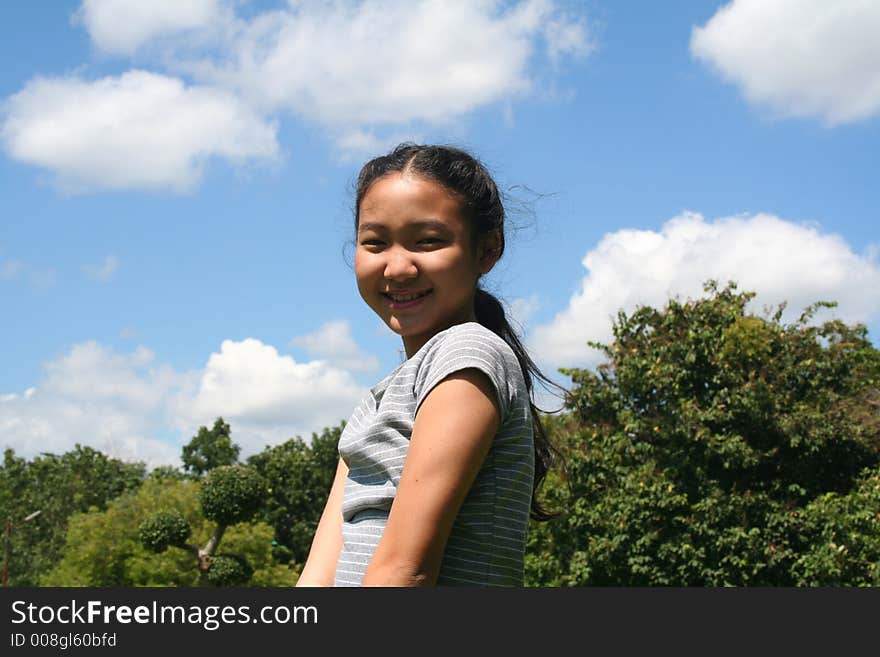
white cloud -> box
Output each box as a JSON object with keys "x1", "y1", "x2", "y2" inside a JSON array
[
  {"x1": 332, "y1": 128, "x2": 425, "y2": 162},
  {"x1": 83, "y1": 254, "x2": 119, "y2": 282},
  {"x1": 1, "y1": 70, "x2": 279, "y2": 192},
  {"x1": 290, "y1": 320, "x2": 381, "y2": 373},
  {"x1": 188, "y1": 0, "x2": 589, "y2": 128},
  {"x1": 529, "y1": 212, "x2": 880, "y2": 370},
  {"x1": 0, "y1": 342, "x2": 187, "y2": 468},
  {"x1": 544, "y1": 13, "x2": 594, "y2": 64},
  {"x1": 178, "y1": 338, "x2": 366, "y2": 454},
  {"x1": 1, "y1": 338, "x2": 367, "y2": 468},
  {"x1": 691, "y1": 0, "x2": 880, "y2": 125},
  {"x1": 506, "y1": 294, "x2": 541, "y2": 331},
  {"x1": 76, "y1": 0, "x2": 227, "y2": 56},
  {"x1": 6, "y1": 1, "x2": 590, "y2": 188}
]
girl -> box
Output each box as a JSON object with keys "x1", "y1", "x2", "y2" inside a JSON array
[{"x1": 296, "y1": 143, "x2": 558, "y2": 587}]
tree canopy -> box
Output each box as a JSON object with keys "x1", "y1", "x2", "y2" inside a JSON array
[
  {"x1": 43, "y1": 477, "x2": 295, "y2": 586},
  {"x1": 1, "y1": 445, "x2": 145, "y2": 586},
  {"x1": 181, "y1": 417, "x2": 240, "y2": 477},
  {"x1": 247, "y1": 423, "x2": 342, "y2": 565},
  {"x1": 526, "y1": 281, "x2": 880, "y2": 585}
]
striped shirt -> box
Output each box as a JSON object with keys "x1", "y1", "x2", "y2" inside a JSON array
[{"x1": 333, "y1": 321, "x2": 534, "y2": 586}]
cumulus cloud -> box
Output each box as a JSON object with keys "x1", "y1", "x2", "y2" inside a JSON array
[
  {"x1": 0, "y1": 342, "x2": 187, "y2": 467},
  {"x1": 76, "y1": 0, "x2": 227, "y2": 55},
  {"x1": 691, "y1": 0, "x2": 880, "y2": 125},
  {"x1": 74, "y1": 0, "x2": 590, "y2": 148},
  {"x1": 529, "y1": 212, "x2": 880, "y2": 370},
  {"x1": 1, "y1": 70, "x2": 279, "y2": 192},
  {"x1": 290, "y1": 320, "x2": 381, "y2": 373},
  {"x1": 2, "y1": 1, "x2": 590, "y2": 189},
  {"x1": 186, "y1": 0, "x2": 590, "y2": 128},
  {"x1": 83, "y1": 254, "x2": 119, "y2": 282},
  {"x1": 176, "y1": 338, "x2": 366, "y2": 455},
  {"x1": 1, "y1": 338, "x2": 367, "y2": 468}
]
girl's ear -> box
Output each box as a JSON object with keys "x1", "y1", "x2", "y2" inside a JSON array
[{"x1": 477, "y1": 230, "x2": 502, "y2": 274}]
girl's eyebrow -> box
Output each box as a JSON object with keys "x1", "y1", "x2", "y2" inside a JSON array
[
  {"x1": 411, "y1": 220, "x2": 452, "y2": 232},
  {"x1": 357, "y1": 220, "x2": 451, "y2": 234},
  {"x1": 357, "y1": 222, "x2": 385, "y2": 234}
]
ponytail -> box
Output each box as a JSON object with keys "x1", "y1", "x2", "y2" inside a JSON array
[{"x1": 474, "y1": 287, "x2": 563, "y2": 521}]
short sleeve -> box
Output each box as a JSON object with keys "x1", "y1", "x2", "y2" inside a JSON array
[{"x1": 413, "y1": 323, "x2": 516, "y2": 421}]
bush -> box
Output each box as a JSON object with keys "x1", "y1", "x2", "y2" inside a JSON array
[
  {"x1": 138, "y1": 510, "x2": 191, "y2": 553},
  {"x1": 199, "y1": 465, "x2": 265, "y2": 526},
  {"x1": 206, "y1": 555, "x2": 253, "y2": 587}
]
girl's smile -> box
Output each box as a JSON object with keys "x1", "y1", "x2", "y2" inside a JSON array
[
  {"x1": 383, "y1": 288, "x2": 433, "y2": 308},
  {"x1": 355, "y1": 172, "x2": 498, "y2": 357}
]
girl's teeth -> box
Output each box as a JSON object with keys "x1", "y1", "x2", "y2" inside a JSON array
[{"x1": 390, "y1": 291, "x2": 427, "y2": 302}]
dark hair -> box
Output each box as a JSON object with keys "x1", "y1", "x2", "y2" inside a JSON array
[{"x1": 355, "y1": 142, "x2": 563, "y2": 521}]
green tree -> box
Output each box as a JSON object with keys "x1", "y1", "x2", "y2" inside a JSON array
[
  {"x1": 0, "y1": 445, "x2": 145, "y2": 585},
  {"x1": 43, "y1": 477, "x2": 295, "y2": 586},
  {"x1": 247, "y1": 423, "x2": 342, "y2": 566},
  {"x1": 526, "y1": 281, "x2": 880, "y2": 586},
  {"x1": 181, "y1": 417, "x2": 239, "y2": 477},
  {"x1": 138, "y1": 464, "x2": 269, "y2": 585}
]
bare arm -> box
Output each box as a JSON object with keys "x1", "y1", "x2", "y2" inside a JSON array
[
  {"x1": 361, "y1": 368, "x2": 499, "y2": 586},
  {"x1": 295, "y1": 457, "x2": 349, "y2": 587}
]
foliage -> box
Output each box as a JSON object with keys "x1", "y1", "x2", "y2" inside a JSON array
[
  {"x1": 147, "y1": 465, "x2": 189, "y2": 482},
  {"x1": 247, "y1": 423, "x2": 342, "y2": 565},
  {"x1": 43, "y1": 478, "x2": 204, "y2": 586},
  {"x1": 526, "y1": 281, "x2": 880, "y2": 586},
  {"x1": 790, "y1": 467, "x2": 880, "y2": 585},
  {"x1": 181, "y1": 417, "x2": 240, "y2": 477},
  {"x1": 138, "y1": 510, "x2": 191, "y2": 552},
  {"x1": 0, "y1": 444, "x2": 145, "y2": 585},
  {"x1": 42, "y1": 478, "x2": 296, "y2": 586},
  {"x1": 205, "y1": 555, "x2": 253, "y2": 587},
  {"x1": 199, "y1": 465, "x2": 266, "y2": 526}
]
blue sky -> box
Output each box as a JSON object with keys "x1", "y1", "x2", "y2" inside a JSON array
[{"x1": 2, "y1": 0, "x2": 878, "y2": 467}]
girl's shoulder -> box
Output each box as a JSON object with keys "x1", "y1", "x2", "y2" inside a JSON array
[
  {"x1": 411, "y1": 321, "x2": 518, "y2": 372},
  {"x1": 412, "y1": 322, "x2": 524, "y2": 418}
]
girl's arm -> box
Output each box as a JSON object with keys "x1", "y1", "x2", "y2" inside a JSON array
[
  {"x1": 295, "y1": 457, "x2": 349, "y2": 587},
  {"x1": 361, "y1": 368, "x2": 500, "y2": 586}
]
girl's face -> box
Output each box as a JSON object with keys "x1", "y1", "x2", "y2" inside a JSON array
[{"x1": 355, "y1": 172, "x2": 498, "y2": 358}]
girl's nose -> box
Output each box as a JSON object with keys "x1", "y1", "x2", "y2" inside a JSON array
[{"x1": 384, "y1": 248, "x2": 418, "y2": 280}]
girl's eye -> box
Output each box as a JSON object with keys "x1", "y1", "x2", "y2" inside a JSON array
[
  {"x1": 418, "y1": 238, "x2": 445, "y2": 247},
  {"x1": 360, "y1": 239, "x2": 385, "y2": 248}
]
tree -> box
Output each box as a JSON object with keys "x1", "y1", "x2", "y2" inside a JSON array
[
  {"x1": 139, "y1": 463, "x2": 269, "y2": 585},
  {"x1": 181, "y1": 417, "x2": 239, "y2": 477},
  {"x1": 246, "y1": 423, "x2": 342, "y2": 566},
  {"x1": 135, "y1": 420, "x2": 343, "y2": 584},
  {"x1": 0, "y1": 445, "x2": 145, "y2": 585},
  {"x1": 526, "y1": 281, "x2": 880, "y2": 586},
  {"x1": 43, "y1": 477, "x2": 295, "y2": 586}
]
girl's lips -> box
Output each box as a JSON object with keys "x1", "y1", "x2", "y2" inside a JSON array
[{"x1": 384, "y1": 289, "x2": 432, "y2": 309}]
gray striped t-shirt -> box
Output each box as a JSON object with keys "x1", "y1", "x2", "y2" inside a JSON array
[{"x1": 333, "y1": 321, "x2": 534, "y2": 586}]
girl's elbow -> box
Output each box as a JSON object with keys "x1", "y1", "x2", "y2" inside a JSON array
[{"x1": 362, "y1": 555, "x2": 437, "y2": 587}]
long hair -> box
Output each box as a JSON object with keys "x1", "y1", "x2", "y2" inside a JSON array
[{"x1": 355, "y1": 142, "x2": 564, "y2": 521}]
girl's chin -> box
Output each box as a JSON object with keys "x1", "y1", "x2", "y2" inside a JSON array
[{"x1": 387, "y1": 318, "x2": 432, "y2": 336}]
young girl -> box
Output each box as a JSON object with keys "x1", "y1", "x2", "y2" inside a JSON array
[{"x1": 296, "y1": 143, "x2": 557, "y2": 587}]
